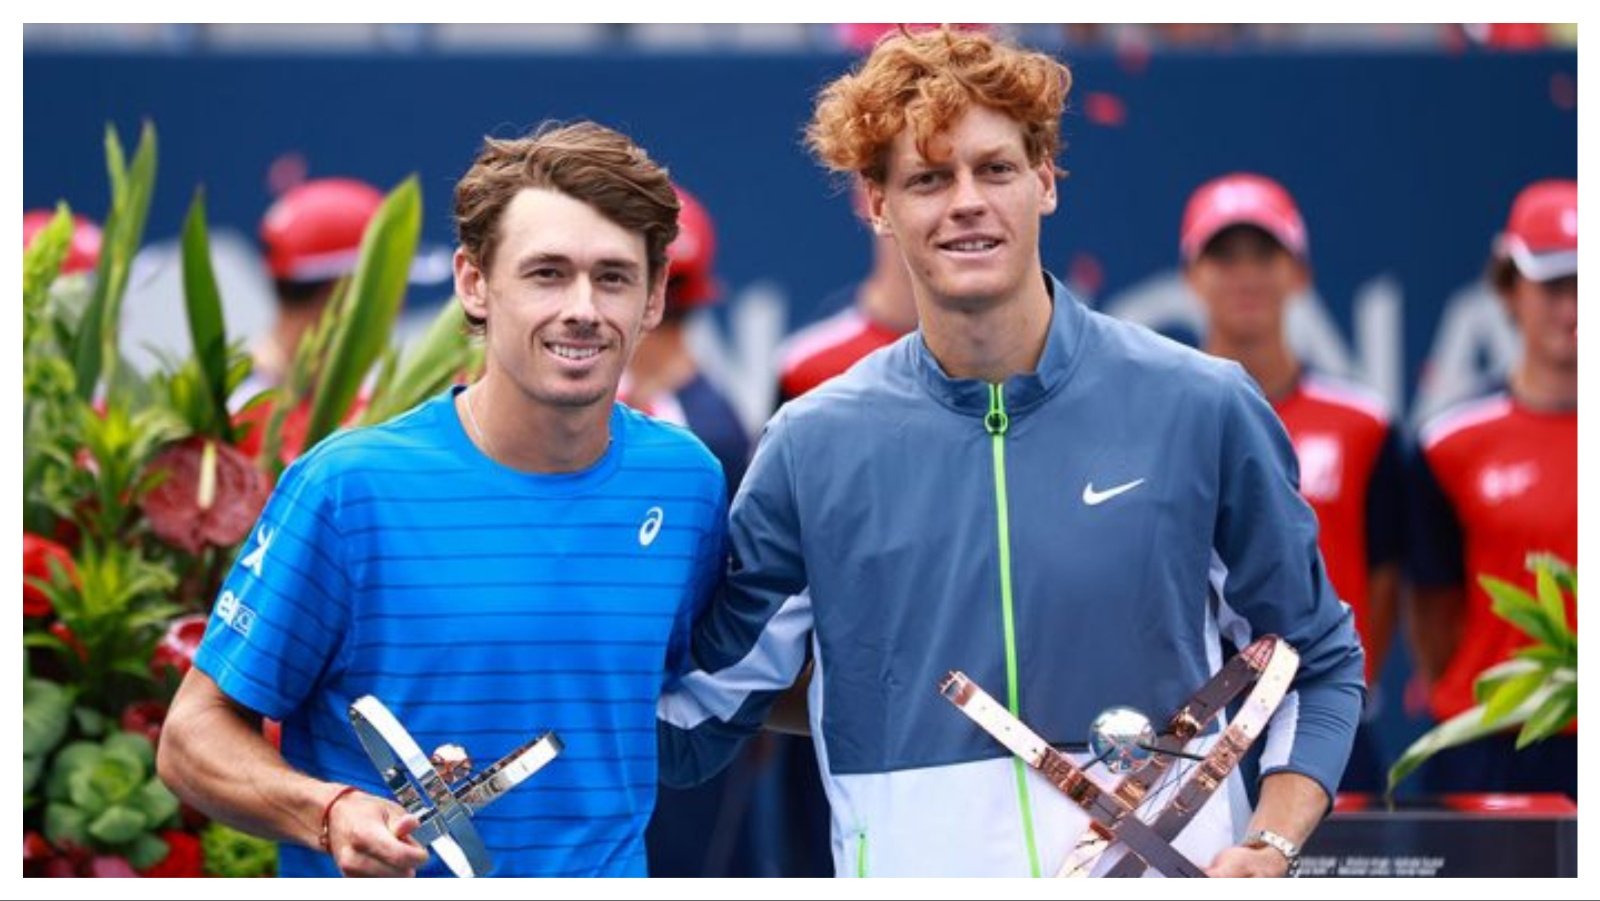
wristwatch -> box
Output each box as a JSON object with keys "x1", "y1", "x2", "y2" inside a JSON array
[{"x1": 1243, "y1": 829, "x2": 1302, "y2": 877}]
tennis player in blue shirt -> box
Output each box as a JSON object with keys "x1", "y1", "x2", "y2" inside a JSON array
[{"x1": 159, "y1": 121, "x2": 727, "y2": 877}]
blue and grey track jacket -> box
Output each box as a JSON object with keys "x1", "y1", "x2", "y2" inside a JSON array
[{"x1": 658, "y1": 276, "x2": 1364, "y2": 876}]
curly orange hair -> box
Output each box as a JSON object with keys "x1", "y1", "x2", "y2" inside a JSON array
[{"x1": 806, "y1": 26, "x2": 1072, "y2": 184}]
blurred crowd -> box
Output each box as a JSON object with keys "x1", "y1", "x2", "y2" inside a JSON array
[{"x1": 24, "y1": 22, "x2": 1579, "y2": 54}]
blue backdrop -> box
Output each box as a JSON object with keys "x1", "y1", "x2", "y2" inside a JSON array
[
  {"x1": 24, "y1": 48, "x2": 1576, "y2": 423},
  {"x1": 23, "y1": 45, "x2": 1578, "y2": 799}
]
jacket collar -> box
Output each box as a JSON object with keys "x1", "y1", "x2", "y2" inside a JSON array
[{"x1": 910, "y1": 271, "x2": 1086, "y2": 419}]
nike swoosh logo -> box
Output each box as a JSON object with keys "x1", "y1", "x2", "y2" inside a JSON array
[{"x1": 1082, "y1": 479, "x2": 1146, "y2": 506}]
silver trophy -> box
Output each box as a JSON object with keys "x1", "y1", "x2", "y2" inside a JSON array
[{"x1": 347, "y1": 695, "x2": 562, "y2": 877}]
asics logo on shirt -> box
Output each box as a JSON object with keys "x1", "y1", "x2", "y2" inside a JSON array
[
  {"x1": 639, "y1": 507, "x2": 665, "y2": 547},
  {"x1": 1082, "y1": 478, "x2": 1146, "y2": 506},
  {"x1": 241, "y1": 525, "x2": 274, "y2": 579}
]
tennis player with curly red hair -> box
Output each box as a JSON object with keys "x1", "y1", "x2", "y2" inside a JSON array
[{"x1": 658, "y1": 28, "x2": 1363, "y2": 877}]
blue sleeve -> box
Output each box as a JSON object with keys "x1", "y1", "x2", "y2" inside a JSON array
[
  {"x1": 1211, "y1": 365, "x2": 1366, "y2": 805},
  {"x1": 664, "y1": 475, "x2": 729, "y2": 686},
  {"x1": 192, "y1": 454, "x2": 351, "y2": 721},
  {"x1": 1363, "y1": 424, "x2": 1408, "y2": 569},
  {"x1": 657, "y1": 412, "x2": 813, "y2": 788},
  {"x1": 1406, "y1": 439, "x2": 1465, "y2": 589}
]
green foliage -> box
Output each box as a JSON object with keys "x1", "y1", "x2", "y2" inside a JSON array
[
  {"x1": 1388, "y1": 556, "x2": 1576, "y2": 795},
  {"x1": 304, "y1": 177, "x2": 423, "y2": 447},
  {"x1": 360, "y1": 299, "x2": 480, "y2": 426},
  {"x1": 42, "y1": 732, "x2": 176, "y2": 861},
  {"x1": 24, "y1": 678, "x2": 76, "y2": 803},
  {"x1": 27, "y1": 540, "x2": 181, "y2": 711},
  {"x1": 179, "y1": 187, "x2": 236, "y2": 441},
  {"x1": 23, "y1": 124, "x2": 461, "y2": 875},
  {"x1": 201, "y1": 822, "x2": 278, "y2": 877},
  {"x1": 74, "y1": 123, "x2": 158, "y2": 403}
]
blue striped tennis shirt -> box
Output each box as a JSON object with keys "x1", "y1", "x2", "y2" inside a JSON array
[{"x1": 195, "y1": 386, "x2": 727, "y2": 876}]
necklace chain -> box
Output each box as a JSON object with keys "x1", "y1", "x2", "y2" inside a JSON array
[{"x1": 463, "y1": 385, "x2": 496, "y2": 461}]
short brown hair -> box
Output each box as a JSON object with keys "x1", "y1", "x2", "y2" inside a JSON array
[
  {"x1": 806, "y1": 26, "x2": 1072, "y2": 184},
  {"x1": 454, "y1": 121, "x2": 679, "y2": 330},
  {"x1": 1486, "y1": 254, "x2": 1522, "y2": 298}
]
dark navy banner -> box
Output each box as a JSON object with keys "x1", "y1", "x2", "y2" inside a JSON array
[{"x1": 24, "y1": 49, "x2": 1576, "y2": 429}]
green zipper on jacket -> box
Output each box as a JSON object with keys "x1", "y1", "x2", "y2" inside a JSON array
[{"x1": 985, "y1": 383, "x2": 1042, "y2": 878}]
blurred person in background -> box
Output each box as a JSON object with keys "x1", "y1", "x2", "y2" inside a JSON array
[
  {"x1": 246, "y1": 177, "x2": 385, "y2": 393},
  {"x1": 776, "y1": 183, "x2": 918, "y2": 407},
  {"x1": 622, "y1": 184, "x2": 750, "y2": 497},
  {"x1": 1407, "y1": 179, "x2": 1576, "y2": 798},
  {"x1": 231, "y1": 177, "x2": 385, "y2": 461},
  {"x1": 1182, "y1": 173, "x2": 1406, "y2": 794},
  {"x1": 626, "y1": 184, "x2": 779, "y2": 877}
]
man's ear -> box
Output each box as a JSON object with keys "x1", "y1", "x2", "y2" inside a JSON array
[
  {"x1": 866, "y1": 180, "x2": 893, "y2": 237},
  {"x1": 455, "y1": 247, "x2": 489, "y2": 324},
  {"x1": 1036, "y1": 161, "x2": 1058, "y2": 217},
  {"x1": 641, "y1": 275, "x2": 667, "y2": 332}
]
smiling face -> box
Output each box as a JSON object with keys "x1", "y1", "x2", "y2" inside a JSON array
[
  {"x1": 866, "y1": 105, "x2": 1057, "y2": 314},
  {"x1": 455, "y1": 187, "x2": 665, "y2": 411}
]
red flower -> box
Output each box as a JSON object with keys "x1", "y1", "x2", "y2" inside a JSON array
[
  {"x1": 140, "y1": 830, "x2": 204, "y2": 878},
  {"x1": 24, "y1": 831, "x2": 54, "y2": 861},
  {"x1": 50, "y1": 622, "x2": 88, "y2": 663},
  {"x1": 41, "y1": 856, "x2": 80, "y2": 878},
  {"x1": 150, "y1": 614, "x2": 208, "y2": 680},
  {"x1": 24, "y1": 533, "x2": 75, "y2": 618},
  {"x1": 88, "y1": 855, "x2": 139, "y2": 878},
  {"x1": 140, "y1": 438, "x2": 272, "y2": 556},
  {"x1": 233, "y1": 394, "x2": 368, "y2": 468},
  {"x1": 120, "y1": 700, "x2": 169, "y2": 747}
]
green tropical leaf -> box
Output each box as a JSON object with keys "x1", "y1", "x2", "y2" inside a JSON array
[
  {"x1": 201, "y1": 822, "x2": 279, "y2": 877},
  {"x1": 45, "y1": 802, "x2": 90, "y2": 848},
  {"x1": 75, "y1": 123, "x2": 158, "y2": 401},
  {"x1": 360, "y1": 299, "x2": 473, "y2": 426},
  {"x1": 1472, "y1": 658, "x2": 1542, "y2": 705},
  {"x1": 24, "y1": 755, "x2": 46, "y2": 799},
  {"x1": 132, "y1": 777, "x2": 179, "y2": 827},
  {"x1": 1534, "y1": 563, "x2": 1573, "y2": 643},
  {"x1": 104, "y1": 731, "x2": 156, "y2": 772},
  {"x1": 1513, "y1": 644, "x2": 1575, "y2": 668},
  {"x1": 47, "y1": 741, "x2": 102, "y2": 801},
  {"x1": 304, "y1": 177, "x2": 422, "y2": 447},
  {"x1": 1517, "y1": 682, "x2": 1578, "y2": 750},
  {"x1": 23, "y1": 677, "x2": 75, "y2": 758},
  {"x1": 1480, "y1": 576, "x2": 1572, "y2": 652},
  {"x1": 127, "y1": 832, "x2": 170, "y2": 870},
  {"x1": 23, "y1": 203, "x2": 74, "y2": 310},
  {"x1": 68, "y1": 766, "x2": 110, "y2": 812},
  {"x1": 1481, "y1": 668, "x2": 1547, "y2": 726},
  {"x1": 180, "y1": 187, "x2": 233, "y2": 438},
  {"x1": 1527, "y1": 553, "x2": 1576, "y2": 596},
  {"x1": 87, "y1": 804, "x2": 149, "y2": 845},
  {"x1": 1387, "y1": 691, "x2": 1545, "y2": 795}
]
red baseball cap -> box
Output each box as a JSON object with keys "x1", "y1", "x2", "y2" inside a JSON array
[
  {"x1": 666, "y1": 185, "x2": 720, "y2": 310},
  {"x1": 1495, "y1": 179, "x2": 1577, "y2": 282},
  {"x1": 1180, "y1": 173, "x2": 1308, "y2": 263},
  {"x1": 23, "y1": 210, "x2": 102, "y2": 275},
  {"x1": 260, "y1": 178, "x2": 384, "y2": 281}
]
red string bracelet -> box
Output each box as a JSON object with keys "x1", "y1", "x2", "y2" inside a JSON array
[{"x1": 318, "y1": 785, "x2": 360, "y2": 852}]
